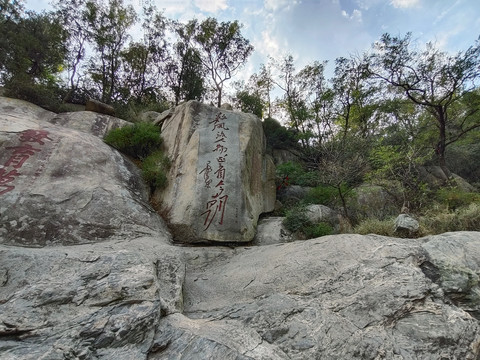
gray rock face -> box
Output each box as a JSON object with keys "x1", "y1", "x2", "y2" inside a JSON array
[
  {"x1": 154, "y1": 101, "x2": 276, "y2": 243},
  {"x1": 0, "y1": 97, "x2": 168, "y2": 246},
  {"x1": 48, "y1": 111, "x2": 129, "y2": 138},
  {"x1": 253, "y1": 217, "x2": 292, "y2": 245},
  {"x1": 394, "y1": 214, "x2": 420, "y2": 236},
  {"x1": 422, "y1": 232, "x2": 480, "y2": 320},
  {"x1": 179, "y1": 234, "x2": 480, "y2": 360},
  {"x1": 0, "y1": 238, "x2": 182, "y2": 360}
]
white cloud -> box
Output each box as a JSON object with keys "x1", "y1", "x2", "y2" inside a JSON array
[
  {"x1": 390, "y1": 0, "x2": 420, "y2": 9},
  {"x1": 264, "y1": 0, "x2": 300, "y2": 12},
  {"x1": 257, "y1": 30, "x2": 281, "y2": 57},
  {"x1": 341, "y1": 9, "x2": 363, "y2": 22},
  {"x1": 193, "y1": 0, "x2": 228, "y2": 13}
]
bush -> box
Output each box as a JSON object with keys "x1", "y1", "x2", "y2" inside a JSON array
[
  {"x1": 104, "y1": 122, "x2": 162, "y2": 159},
  {"x1": 354, "y1": 218, "x2": 396, "y2": 237},
  {"x1": 421, "y1": 203, "x2": 480, "y2": 234},
  {"x1": 304, "y1": 184, "x2": 339, "y2": 205},
  {"x1": 276, "y1": 161, "x2": 320, "y2": 187},
  {"x1": 435, "y1": 188, "x2": 480, "y2": 210},
  {"x1": 283, "y1": 206, "x2": 311, "y2": 233},
  {"x1": 304, "y1": 222, "x2": 333, "y2": 238},
  {"x1": 283, "y1": 205, "x2": 333, "y2": 239},
  {"x1": 113, "y1": 99, "x2": 170, "y2": 122},
  {"x1": 263, "y1": 118, "x2": 298, "y2": 150},
  {"x1": 142, "y1": 150, "x2": 170, "y2": 189}
]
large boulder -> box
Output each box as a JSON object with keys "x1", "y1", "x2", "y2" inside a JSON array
[
  {"x1": 0, "y1": 237, "x2": 183, "y2": 360},
  {"x1": 179, "y1": 233, "x2": 480, "y2": 360},
  {"x1": 0, "y1": 97, "x2": 169, "y2": 246},
  {"x1": 48, "y1": 111, "x2": 129, "y2": 138},
  {"x1": 154, "y1": 101, "x2": 276, "y2": 243}
]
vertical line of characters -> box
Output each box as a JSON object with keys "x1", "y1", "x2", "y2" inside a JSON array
[
  {"x1": 199, "y1": 112, "x2": 230, "y2": 231},
  {"x1": 0, "y1": 130, "x2": 52, "y2": 195}
]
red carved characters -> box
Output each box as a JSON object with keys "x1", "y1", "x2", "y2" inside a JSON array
[
  {"x1": 0, "y1": 129, "x2": 52, "y2": 195},
  {"x1": 200, "y1": 112, "x2": 231, "y2": 231}
]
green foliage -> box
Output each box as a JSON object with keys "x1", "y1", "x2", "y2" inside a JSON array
[
  {"x1": 3, "y1": 81, "x2": 66, "y2": 112},
  {"x1": 113, "y1": 98, "x2": 170, "y2": 122},
  {"x1": 435, "y1": 188, "x2": 480, "y2": 210},
  {"x1": 235, "y1": 90, "x2": 263, "y2": 118},
  {"x1": 304, "y1": 184, "x2": 339, "y2": 205},
  {"x1": 142, "y1": 150, "x2": 170, "y2": 189},
  {"x1": 282, "y1": 206, "x2": 311, "y2": 233},
  {"x1": 192, "y1": 17, "x2": 253, "y2": 107},
  {"x1": 276, "y1": 161, "x2": 320, "y2": 187},
  {"x1": 282, "y1": 205, "x2": 333, "y2": 239},
  {"x1": 263, "y1": 118, "x2": 299, "y2": 151},
  {"x1": 304, "y1": 222, "x2": 333, "y2": 238},
  {"x1": 104, "y1": 122, "x2": 162, "y2": 159},
  {"x1": 421, "y1": 203, "x2": 480, "y2": 234}
]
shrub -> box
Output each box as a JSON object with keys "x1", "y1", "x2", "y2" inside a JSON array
[
  {"x1": 421, "y1": 203, "x2": 480, "y2": 234},
  {"x1": 276, "y1": 161, "x2": 320, "y2": 187},
  {"x1": 283, "y1": 205, "x2": 334, "y2": 239},
  {"x1": 283, "y1": 206, "x2": 312, "y2": 233},
  {"x1": 354, "y1": 218, "x2": 396, "y2": 237},
  {"x1": 142, "y1": 150, "x2": 171, "y2": 189},
  {"x1": 435, "y1": 188, "x2": 480, "y2": 210},
  {"x1": 304, "y1": 184, "x2": 340, "y2": 205},
  {"x1": 104, "y1": 122, "x2": 162, "y2": 159},
  {"x1": 263, "y1": 118, "x2": 299, "y2": 150},
  {"x1": 304, "y1": 222, "x2": 333, "y2": 238}
]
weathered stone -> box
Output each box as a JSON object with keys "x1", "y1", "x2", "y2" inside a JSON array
[
  {"x1": 149, "y1": 313, "x2": 289, "y2": 360},
  {"x1": 48, "y1": 111, "x2": 129, "y2": 138},
  {"x1": 277, "y1": 185, "x2": 311, "y2": 205},
  {"x1": 220, "y1": 103, "x2": 233, "y2": 110},
  {"x1": 180, "y1": 234, "x2": 480, "y2": 360},
  {"x1": 394, "y1": 214, "x2": 420, "y2": 236},
  {"x1": 422, "y1": 232, "x2": 480, "y2": 320},
  {"x1": 154, "y1": 101, "x2": 276, "y2": 243},
  {"x1": 85, "y1": 98, "x2": 115, "y2": 116},
  {"x1": 0, "y1": 237, "x2": 182, "y2": 360},
  {"x1": 271, "y1": 148, "x2": 300, "y2": 165},
  {"x1": 0, "y1": 101, "x2": 169, "y2": 247},
  {"x1": 0, "y1": 96, "x2": 56, "y2": 123},
  {"x1": 253, "y1": 217, "x2": 292, "y2": 245},
  {"x1": 305, "y1": 204, "x2": 335, "y2": 223}
]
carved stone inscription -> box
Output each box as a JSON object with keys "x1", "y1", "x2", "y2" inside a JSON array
[
  {"x1": 196, "y1": 111, "x2": 241, "y2": 238},
  {"x1": 0, "y1": 129, "x2": 53, "y2": 196}
]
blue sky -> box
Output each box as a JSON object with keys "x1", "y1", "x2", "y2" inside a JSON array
[{"x1": 25, "y1": 0, "x2": 480, "y2": 80}]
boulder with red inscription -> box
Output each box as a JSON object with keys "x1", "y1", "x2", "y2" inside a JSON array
[
  {"x1": 153, "y1": 101, "x2": 276, "y2": 243},
  {"x1": 0, "y1": 96, "x2": 170, "y2": 246}
]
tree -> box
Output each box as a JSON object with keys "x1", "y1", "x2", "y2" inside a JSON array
[
  {"x1": 84, "y1": 0, "x2": 136, "y2": 104},
  {"x1": 368, "y1": 33, "x2": 480, "y2": 172},
  {"x1": 314, "y1": 136, "x2": 370, "y2": 223},
  {"x1": 166, "y1": 20, "x2": 206, "y2": 105},
  {"x1": 53, "y1": 0, "x2": 91, "y2": 103},
  {"x1": 332, "y1": 56, "x2": 379, "y2": 140},
  {"x1": 296, "y1": 60, "x2": 333, "y2": 146},
  {"x1": 192, "y1": 17, "x2": 253, "y2": 107},
  {"x1": 0, "y1": 0, "x2": 24, "y2": 80},
  {"x1": 0, "y1": 9, "x2": 67, "y2": 103},
  {"x1": 273, "y1": 55, "x2": 310, "y2": 147},
  {"x1": 118, "y1": 6, "x2": 169, "y2": 104}
]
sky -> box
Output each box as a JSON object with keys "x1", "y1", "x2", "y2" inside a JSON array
[{"x1": 24, "y1": 0, "x2": 480, "y2": 82}]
